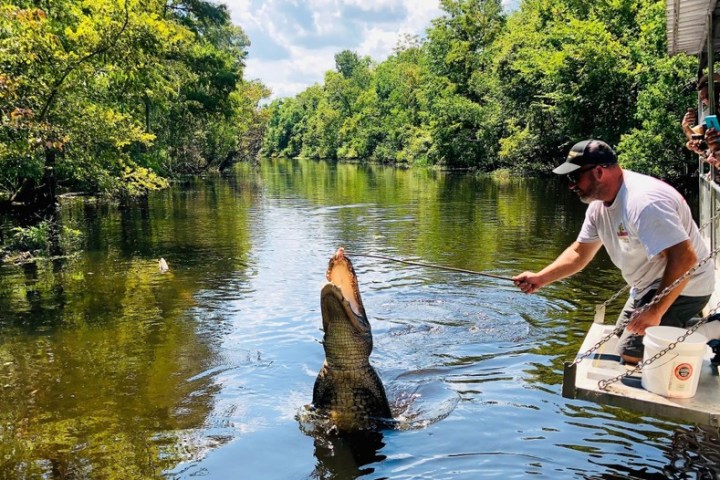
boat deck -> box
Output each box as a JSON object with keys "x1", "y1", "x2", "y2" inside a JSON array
[{"x1": 563, "y1": 321, "x2": 720, "y2": 427}]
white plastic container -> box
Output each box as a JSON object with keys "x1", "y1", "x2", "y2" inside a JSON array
[{"x1": 641, "y1": 326, "x2": 708, "y2": 398}]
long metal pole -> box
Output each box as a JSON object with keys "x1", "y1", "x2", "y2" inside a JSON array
[
  {"x1": 709, "y1": 11, "x2": 717, "y2": 263},
  {"x1": 351, "y1": 253, "x2": 515, "y2": 282},
  {"x1": 709, "y1": 13, "x2": 716, "y2": 115}
]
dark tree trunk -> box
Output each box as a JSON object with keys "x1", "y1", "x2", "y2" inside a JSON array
[
  {"x1": 8, "y1": 148, "x2": 58, "y2": 212},
  {"x1": 144, "y1": 93, "x2": 151, "y2": 133},
  {"x1": 218, "y1": 150, "x2": 237, "y2": 172},
  {"x1": 38, "y1": 148, "x2": 58, "y2": 209}
]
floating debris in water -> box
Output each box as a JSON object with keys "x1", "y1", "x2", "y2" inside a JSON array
[{"x1": 158, "y1": 257, "x2": 169, "y2": 273}]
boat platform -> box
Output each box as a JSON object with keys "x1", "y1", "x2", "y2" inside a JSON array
[{"x1": 562, "y1": 321, "x2": 720, "y2": 427}]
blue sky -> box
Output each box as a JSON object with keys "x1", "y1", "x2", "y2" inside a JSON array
[{"x1": 224, "y1": 0, "x2": 518, "y2": 100}]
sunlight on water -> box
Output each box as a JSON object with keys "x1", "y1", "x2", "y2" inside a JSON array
[{"x1": 1, "y1": 160, "x2": 718, "y2": 479}]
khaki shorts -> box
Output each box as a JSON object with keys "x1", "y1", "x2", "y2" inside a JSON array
[{"x1": 615, "y1": 290, "x2": 712, "y2": 359}]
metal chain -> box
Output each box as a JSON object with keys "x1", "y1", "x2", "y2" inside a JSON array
[
  {"x1": 594, "y1": 242, "x2": 720, "y2": 389},
  {"x1": 617, "y1": 243, "x2": 717, "y2": 326},
  {"x1": 571, "y1": 323, "x2": 623, "y2": 366},
  {"x1": 698, "y1": 207, "x2": 720, "y2": 232},
  {"x1": 570, "y1": 242, "x2": 720, "y2": 370},
  {"x1": 602, "y1": 284, "x2": 631, "y2": 308},
  {"x1": 570, "y1": 288, "x2": 630, "y2": 366},
  {"x1": 598, "y1": 301, "x2": 720, "y2": 390}
]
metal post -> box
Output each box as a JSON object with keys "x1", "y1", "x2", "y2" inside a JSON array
[
  {"x1": 708, "y1": 12, "x2": 717, "y2": 258},
  {"x1": 709, "y1": 12, "x2": 715, "y2": 115},
  {"x1": 561, "y1": 362, "x2": 577, "y2": 399}
]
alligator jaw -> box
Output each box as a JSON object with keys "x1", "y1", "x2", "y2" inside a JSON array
[
  {"x1": 320, "y1": 283, "x2": 370, "y2": 336},
  {"x1": 325, "y1": 247, "x2": 366, "y2": 319}
]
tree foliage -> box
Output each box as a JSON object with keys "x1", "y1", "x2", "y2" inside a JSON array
[
  {"x1": 0, "y1": 0, "x2": 269, "y2": 208},
  {"x1": 262, "y1": 0, "x2": 697, "y2": 181}
]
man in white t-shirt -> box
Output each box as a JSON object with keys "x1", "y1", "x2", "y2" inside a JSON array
[{"x1": 513, "y1": 139, "x2": 715, "y2": 364}]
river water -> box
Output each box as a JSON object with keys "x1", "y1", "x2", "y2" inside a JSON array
[{"x1": 0, "y1": 159, "x2": 717, "y2": 479}]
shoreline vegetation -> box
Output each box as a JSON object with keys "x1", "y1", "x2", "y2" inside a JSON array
[
  {"x1": 0, "y1": 0, "x2": 703, "y2": 258},
  {"x1": 260, "y1": 0, "x2": 699, "y2": 182}
]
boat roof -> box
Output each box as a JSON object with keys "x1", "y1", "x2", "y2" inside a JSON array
[{"x1": 667, "y1": 0, "x2": 719, "y2": 55}]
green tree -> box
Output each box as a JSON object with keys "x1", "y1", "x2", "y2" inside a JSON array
[
  {"x1": 260, "y1": 0, "x2": 698, "y2": 180},
  {"x1": 427, "y1": 0, "x2": 505, "y2": 98},
  {"x1": 0, "y1": 0, "x2": 266, "y2": 211},
  {"x1": 616, "y1": 1, "x2": 697, "y2": 183},
  {"x1": 0, "y1": 0, "x2": 161, "y2": 206},
  {"x1": 494, "y1": 4, "x2": 636, "y2": 167}
]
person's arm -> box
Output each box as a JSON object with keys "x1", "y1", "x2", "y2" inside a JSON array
[
  {"x1": 707, "y1": 150, "x2": 720, "y2": 168},
  {"x1": 705, "y1": 126, "x2": 719, "y2": 152},
  {"x1": 682, "y1": 108, "x2": 697, "y2": 140},
  {"x1": 513, "y1": 240, "x2": 602, "y2": 294},
  {"x1": 625, "y1": 240, "x2": 698, "y2": 335}
]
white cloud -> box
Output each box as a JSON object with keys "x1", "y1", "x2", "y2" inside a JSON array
[
  {"x1": 224, "y1": 0, "x2": 443, "y2": 99},
  {"x1": 308, "y1": 3, "x2": 344, "y2": 37},
  {"x1": 245, "y1": 45, "x2": 339, "y2": 99},
  {"x1": 226, "y1": 0, "x2": 518, "y2": 100},
  {"x1": 356, "y1": 26, "x2": 403, "y2": 59}
]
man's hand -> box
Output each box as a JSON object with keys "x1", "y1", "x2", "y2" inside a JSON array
[
  {"x1": 705, "y1": 127, "x2": 720, "y2": 152},
  {"x1": 682, "y1": 108, "x2": 697, "y2": 137},
  {"x1": 707, "y1": 150, "x2": 720, "y2": 168},
  {"x1": 625, "y1": 309, "x2": 662, "y2": 335},
  {"x1": 512, "y1": 241, "x2": 602, "y2": 295},
  {"x1": 513, "y1": 272, "x2": 544, "y2": 294}
]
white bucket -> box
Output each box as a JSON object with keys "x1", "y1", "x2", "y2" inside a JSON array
[{"x1": 641, "y1": 326, "x2": 708, "y2": 398}]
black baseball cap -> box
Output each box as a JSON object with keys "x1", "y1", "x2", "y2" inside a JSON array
[{"x1": 553, "y1": 140, "x2": 617, "y2": 175}]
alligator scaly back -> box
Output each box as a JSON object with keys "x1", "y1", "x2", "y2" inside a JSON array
[{"x1": 312, "y1": 248, "x2": 391, "y2": 431}]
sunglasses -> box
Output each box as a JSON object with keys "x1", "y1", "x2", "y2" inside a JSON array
[{"x1": 566, "y1": 165, "x2": 600, "y2": 183}]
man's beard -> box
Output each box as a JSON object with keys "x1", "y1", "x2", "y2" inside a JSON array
[
  {"x1": 574, "y1": 181, "x2": 601, "y2": 204},
  {"x1": 578, "y1": 191, "x2": 593, "y2": 204}
]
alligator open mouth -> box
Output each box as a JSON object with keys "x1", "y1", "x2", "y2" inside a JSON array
[{"x1": 321, "y1": 248, "x2": 371, "y2": 337}]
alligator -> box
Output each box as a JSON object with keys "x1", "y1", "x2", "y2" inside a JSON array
[{"x1": 312, "y1": 247, "x2": 392, "y2": 431}]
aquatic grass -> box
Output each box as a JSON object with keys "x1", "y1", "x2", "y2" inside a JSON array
[
  {"x1": 4, "y1": 220, "x2": 82, "y2": 258},
  {"x1": 9, "y1": 221, "x2": 50, "y2": 253}
]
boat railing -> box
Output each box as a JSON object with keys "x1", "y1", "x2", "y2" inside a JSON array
[{"x1": 699, "y1": 165, "x2": 720, "y2": 310}]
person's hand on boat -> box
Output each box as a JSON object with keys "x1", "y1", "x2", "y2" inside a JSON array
[
  {"x1": 682, "y1": 108, "x2": 697, "y2": 139},
  {"x1": 704, "y1": 126, "x2": 720, "y2": 153},
  {"x1": 625, "y1": 310, "x2": 662, "y2": 336},
  {"x1": 685, "y1": 138, "x2": 707, "y2": 155},
  {"x1": 512, "y1": 272, "x2": 544, "y2": 294},
  {"x1": 706, "y1": 150, "x2": 720, "y2": 169}
]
